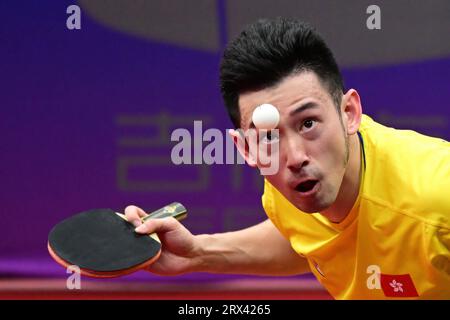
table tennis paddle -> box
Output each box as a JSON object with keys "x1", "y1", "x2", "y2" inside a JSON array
[{"x1": 48, "y1": 202, "x2": 187, "y2": 278}]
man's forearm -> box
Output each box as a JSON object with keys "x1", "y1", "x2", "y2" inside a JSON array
[{"x1": 192, "y1": 219, "x2": 310, "y2": 276}]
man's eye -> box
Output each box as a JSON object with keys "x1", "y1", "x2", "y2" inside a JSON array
[
  {"x1": 260, "y1": 131, "x2": 279, "y2": 144},
  {"x1": 302, "y1": 119, "x2": 316, "y2": 131}
]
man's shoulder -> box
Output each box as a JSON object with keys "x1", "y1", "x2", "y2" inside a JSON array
[
  {"x1": 360, "y1": 114, "x2": 450, "y2": 227},
  {"x1": 360, "y1": 114, "x2": 449, "y2": 173},
  {"x1": 360, "y1": 114, "x2": 449, "y2": 153}
]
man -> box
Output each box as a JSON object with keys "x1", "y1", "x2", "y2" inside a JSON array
[{"x1": 126, "y1": 18, "x2": 450, "y2": 299}]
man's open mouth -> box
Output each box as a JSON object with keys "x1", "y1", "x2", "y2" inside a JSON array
[{"x1": 295, "y1": 180, "x2": 319, "y2": 194}]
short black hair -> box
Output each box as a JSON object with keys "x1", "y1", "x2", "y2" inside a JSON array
[{"x1": 220, "y1": 17, "x2": 344, "y2": 128}]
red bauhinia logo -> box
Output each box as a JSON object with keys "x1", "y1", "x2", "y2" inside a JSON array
[{"x1": 380, "y1": 273, "x2": 419, "y2": 298}]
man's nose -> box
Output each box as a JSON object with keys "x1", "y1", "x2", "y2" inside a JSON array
[{"x1": 285, "y1": 136, "x2": 309, "y2": 171}]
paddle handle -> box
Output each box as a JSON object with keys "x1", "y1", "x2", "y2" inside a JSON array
[{"x1": 141, "y1": 202, "x2": 187, "y2": 222}]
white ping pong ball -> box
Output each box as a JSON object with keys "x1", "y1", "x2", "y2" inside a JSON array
[{"x1": 252, "y1": 103, "x2": 280, "y2": 130}]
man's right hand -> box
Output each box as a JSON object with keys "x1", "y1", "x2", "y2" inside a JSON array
[{"x1": 125, "y1": 205, "x2": 202, "y2": 276}]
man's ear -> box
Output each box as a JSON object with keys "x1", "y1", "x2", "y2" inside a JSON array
[
  {"x1": 341, "y1": 89, "x2": 362, "y2": 135},
  {"x1": 228, "y1": 129, "x2": 257, "y2": 167}
]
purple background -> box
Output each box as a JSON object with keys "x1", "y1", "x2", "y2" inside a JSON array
[{"x1": 1, "y1": 1, "x2": 449, "y2": 281}]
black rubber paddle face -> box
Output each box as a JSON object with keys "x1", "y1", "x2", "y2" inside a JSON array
[{"x1": 48, "y1": 209, "x2": 161, "y2": 272}]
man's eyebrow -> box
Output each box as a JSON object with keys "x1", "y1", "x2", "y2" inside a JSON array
[{"x1": 289, "y1": 101, "x2": 319, "y2": 116}]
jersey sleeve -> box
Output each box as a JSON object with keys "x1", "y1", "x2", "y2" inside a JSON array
[{"x1": 261, "y1": 179, "x2": 287, "y2": 239}]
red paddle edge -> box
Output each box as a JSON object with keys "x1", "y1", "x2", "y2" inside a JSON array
[{"x1": 47, "y1": 241, "x2": 161, "y2": 278}]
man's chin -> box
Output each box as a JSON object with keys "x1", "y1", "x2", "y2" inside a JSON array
[
  {"x1": 290, "y1": 196, "x2": 331, "y2": 214},
  {"x1": 294, "y1": 204, "x2": 321, "y2": 214}
]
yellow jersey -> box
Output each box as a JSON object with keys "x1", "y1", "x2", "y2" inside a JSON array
[{"x1": 262, "y1": 114, "x2": 450, "y2": 299}]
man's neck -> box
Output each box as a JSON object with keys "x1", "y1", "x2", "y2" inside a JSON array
[{"x1": 320, "y1": 133, "x2": 362, "y2": 223}]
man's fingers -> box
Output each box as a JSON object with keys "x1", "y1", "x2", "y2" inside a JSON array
[
  {"x1": 135, "y1": 217, "x2": 178, "y2": 234},
  {"x1": 124, "y1": 205, "x2": 148, "y2": 227}
]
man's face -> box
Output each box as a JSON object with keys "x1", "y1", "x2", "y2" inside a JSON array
[{"x1": 238, "y1": 72, "x2": 348, "y2": 213}]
